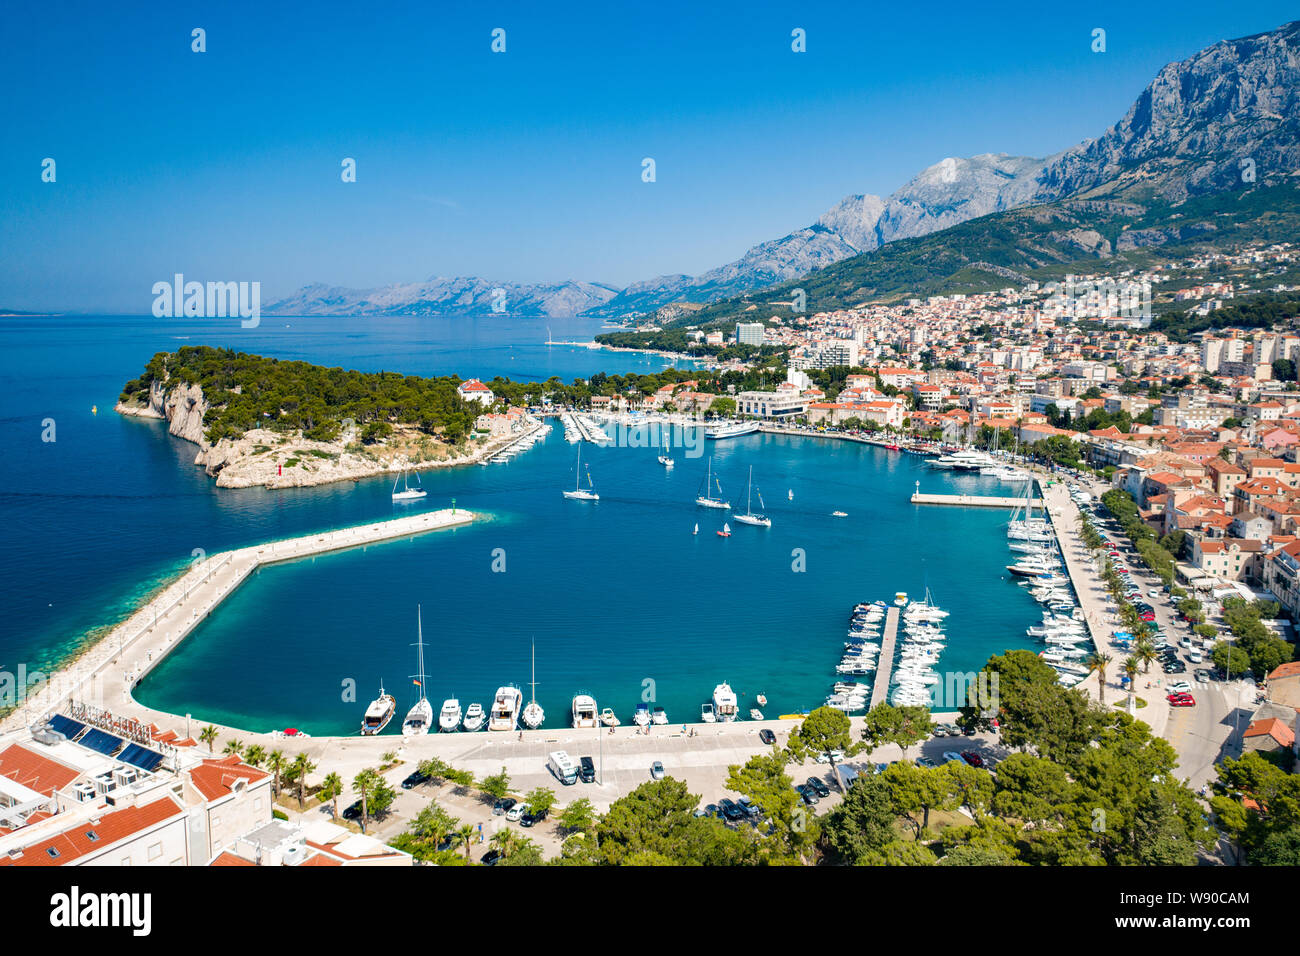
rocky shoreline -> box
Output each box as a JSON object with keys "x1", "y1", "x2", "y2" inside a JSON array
[{"x1": 115, "y1": 381, "x2": 541, "y2": 490}]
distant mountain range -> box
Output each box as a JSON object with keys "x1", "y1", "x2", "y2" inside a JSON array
[{"x1": 268, "y1": 19, "x2": 1300, "y2": 320}]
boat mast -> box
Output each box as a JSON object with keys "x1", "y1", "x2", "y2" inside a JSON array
[
  {"x1": 529, "y1": 639, "x2": 538, "y2": 707},
  {"x1": 414, "y1": 604, "x2": 427, "y2": 702}
]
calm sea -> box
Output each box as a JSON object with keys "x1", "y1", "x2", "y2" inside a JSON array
[{"x1": 0, "y1": 313, "x2": 1041, "y2": 732}]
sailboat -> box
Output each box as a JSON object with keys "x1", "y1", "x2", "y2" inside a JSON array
[
  {"x1": 695, "y1": 457, "x2": 730, "y2": 509},
  {"x1": 788, "y1": 489, "x2": 793, "y2": 501},
  {"x1": 716, "y1": 522, "x2": 732, "y2": 537},
  {"x1": 693, "y1": 523, "x2": 698, "y2": 535},
  {"x1": 522, "y1": 640, "x2": 544, "y2": 729},
  {"x1": 657, "y1": 433, "x2": 674, "y2": 468},
  {"x1": 563, "y1": 444, "x2": 599, "y2": 500},
  {"x1": 392, "y1": 466, "x2": 427, "y2": 501},
  {"x1": 401, "y1": 606, "x2": 433, "y2": 736},
  {"x1": 733, "y1": 466, "x2": 771, "y2": 527}
]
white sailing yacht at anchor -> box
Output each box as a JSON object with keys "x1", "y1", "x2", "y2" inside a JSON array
[
  {"x1": 733, "y1": 466, "x2": 771, "y2": 527},
  {"x1": 695, "y1": 456, "x2": 730, "y2": 509},
  {"x1": 522, "y1": 640, "x2": 544, "y2": 729},
  {"x1": 401, "y1": 606, "x2": 433, "y2": 736},
  {"x1": 563, "y1": 443, "x2": 599, "y2": 500},
  {"x1": 392, "y1": 466, "x2": 427, "y2": 501}
]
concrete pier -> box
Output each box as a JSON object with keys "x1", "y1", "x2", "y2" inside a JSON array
[
  {"x1": 870, "y1": 607, "x2": 901, "y2": 709},
  {"x1": 910, "y1": 492, "x2": 1041, "y2": 508},
  {"x1": 0, "y1": 507, "x2": 476, "y2": 734}
]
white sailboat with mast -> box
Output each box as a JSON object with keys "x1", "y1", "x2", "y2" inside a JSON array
[
  {"x1": 657, "y1": 432, "x2": 674, "y2": 468},
  {"x1": 402, "y1": 605, "x2": 433, "y2": 735},
  {"x1": 733, "y1": 465, "x2": 771, "y2": 527},
  {"x1": 522, "y1": 639, "x2": 544, "y2": 729},
  {"x1": 563, "y1": 443, "x2": 599, "y2": 500},
  {"x1": 392, "y1": 465, "x2": 427, "y2": 501},
  {"x1": 695, "y1": 456, "x2": 730, "y2": 509}
]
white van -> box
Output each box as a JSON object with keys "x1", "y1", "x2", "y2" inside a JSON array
[{"x1": 547, "y1": 750, "x2": 578, "y2": 786}]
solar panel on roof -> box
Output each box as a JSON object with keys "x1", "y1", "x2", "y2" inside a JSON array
[
  {"x1": 118, "y1": 744, "x2": 164, "y2": 772},
  {"x1": 78, "y1": 728, "x2": 124, "y2": 756},
  {"x1": 47, "y1": 714, "x2": 86, "y2": 740}
]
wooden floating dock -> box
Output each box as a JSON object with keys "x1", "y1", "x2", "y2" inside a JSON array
[
  {"x1": 910, "y1": 492, "x2": 1041, "y2": 508},
  {"x1": 870, "y1": 607, "x2": 901, "y2": 710}
]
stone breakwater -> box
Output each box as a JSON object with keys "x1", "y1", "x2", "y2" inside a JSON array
[
  {"x1": 116, "y1": 381, "x2": 543, "y2": 490},
  {"x1": 0, "y1": 508, "x2": 478, "y2": 736}
]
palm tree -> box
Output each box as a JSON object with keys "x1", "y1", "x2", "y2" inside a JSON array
[
  {"x1": 1123, "y1": 656, "x2": 1139, "y2": 710},
  {"x1": 1087, "y1": 652, "x2": 1112, "y2": 704},
  {"x1": 222, "y1": 738, "x2": 244, "y2": 757},
  {"x1": 320, "y1": 772, "x2": 343, "y2": 820},
  {"x1": 1134, "y1": 637, "x2": 1157, "y2": 675},
  {"x1": 489, "y1": 827, "x2": 521, "y2": 860},
  {"x1": 199, "y1": 725, "x2": 218, "y2": 753},
  {"x1": 455, "y1": 823, "x2": 476, "y2": 862},
  {"x1": 243, "y1": 744, "x2": 266, "y2": 768},
  {"x1": 266, "y1": 749, "x2": 286, "y2": 798},
  {"x1": 290, "y1": 753, "x2": 316, "y2": 808},
  {"x1": 353, "y1": 769, "x2": 379, "y2": 833}
]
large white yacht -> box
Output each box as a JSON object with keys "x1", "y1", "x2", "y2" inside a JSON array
[
  {"x1": 924, "y1": 449, "x2": 996, "y2": 471},
  {"x1": 488, "y1": 686, "x2": 523, "y2": 732},
  {"x1": 712, "y1": 682, "x2": 739, "y2": 722},
  {"x1": 705, "y1": 420, "x2": 761, "y2": 440},
  {"x1": 571, "y1": 694, "x2": 598, "y2": 728},
  {"x1": 461, "y1": 702, "x2": 485, "y2": 732}
]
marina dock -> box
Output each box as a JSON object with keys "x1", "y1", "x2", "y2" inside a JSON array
[
  {"x1": 0, "y1": 507, "x2": 477, "y2": 734},
  {"x1": 870, "y1": 606, "x2": 901, "y2": 709}
]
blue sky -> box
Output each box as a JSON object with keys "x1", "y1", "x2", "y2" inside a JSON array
[{"x1": 0, "y1": 1, "x2": 1296, "y2": 312}]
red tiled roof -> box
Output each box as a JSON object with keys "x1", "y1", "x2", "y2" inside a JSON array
[
  {"x1": 1267, "y1": 661, "x2": 1300, "y2": 681},
  {"x1": 0, "y1": 744, "x2": 80, "y2": 797},
  {"x1": 189, "y1": 755, "x2": 270, "y2": 802},
  {"x1": 1244, "y1": 718, "x2": 1295, "y2": 749},
  {"x1": 0, "y1": 796, "x2": 183, "y2": 866}
]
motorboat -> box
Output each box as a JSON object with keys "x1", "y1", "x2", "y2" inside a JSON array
[
  {"x1": 750, "y1": 709, "x2": 764, "y2": 721},
  {"x1": 462, "y1": 702, "x2": 485, "y2": 732},
  {"x1": 634, "y1": 703, "x2": 651, "y2": 727},
  {"x1": 700, "y1": 702, "x2": 716, "y2": 722},
  {"x1": 361, "y1": 682, "x2": 396, "y2": 735},
  {"x1": 831, "y1": 510, "x2": 848, "y2": 517},
  {"x1": 488, "y1": 686, "x2": 523, "y2": 732},
  {"x1": 651, "y1": 706, "x2": 668, "y2": 725},
  {"x1": 712, "y1": 682, "x2": 739, "y2": 721},
  {"x1": 893, "y1": 592, "x2": 909, "y2": 607},
  {"x1": 438, "y1": 699, "x2": 462, "y2": 732},
  {"x1": 599, "y1": 707, "x2": 621, "y2": 727},
  {"x1": 572, "y1": 693, "x2": 599, "y2": 729}
]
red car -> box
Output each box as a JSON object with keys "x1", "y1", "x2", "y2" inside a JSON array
[
  {"x1": 960, "y1": 751, "x2": 984, "y2": 768},
  {"x1": 1167, "y1": 693, "x2": 1195, "y2": 707}
]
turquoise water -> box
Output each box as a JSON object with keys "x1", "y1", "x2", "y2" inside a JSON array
[
  {"x1": 0, "y1": 313, "x2": 1041, "y2": 732},
  {"x1": 137, "y1": 430, "x2": 1041, "y2": 733}
]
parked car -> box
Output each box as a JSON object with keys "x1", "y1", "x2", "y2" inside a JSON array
[
  {"x1": 579, "y1": 756, "x2": 596, "y2": 783},
  {"x1": 1169, "y1": 695, "x2": 1196, "y2": 708},
  {"x1": 814, "y1": 750, "x2": 845, "y2": 764},
  {"x1": 942, "y1": 751, "x2": 964, "y2": 764},
  {"x1": 520, "y1": 808, "x2": 548, "y2": 828},
  {"x1": 961, "y1": 751, "x2": 984, "y2": 768},
  {"x1": 401, "y1": 770, "x2": 430, "y2": 790},
  {"x1": 1166, "y1": 691, "x2": 1194, "y2": 703},
  {"x1": 1166, "y1": 662, "x2": 1187, "y2": 674},
  {"x1": 1187, "y1": 651, "x2": 1204, "y2": 664},
  {"x1": 805, "y1": 776, "x2": 831, "y2": 797},
  {"x1": 1167, "y1": 681, "x2": 1192, "y2": 694},
  {"x1": 506, "y1": 803, "x2": 527, "y2": 822},
  {"x1": 492, "y1": 797, "x2": 517, "y2": 816},
  {"x1": 1194, "y1": 669, "x2": 1212, "y2": 684},
  {"x1": 650, "y1": 760, "x2": 665, "y2": 780},
  {"x1": 480, "y1": 848, "x2": 502, "y2": 866},
  {"x1": 758, "y1": 729, "x2": 776, "y2": 745},
  {"x1": 915, "y1": 757, "x2": 936, "y2": 768},
  {"x1": 794, "y1": 785, "x2": 819, "y2": 806},
  {"x1": 738, "y1": 796, "x2": 764, "y2": 819}
]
